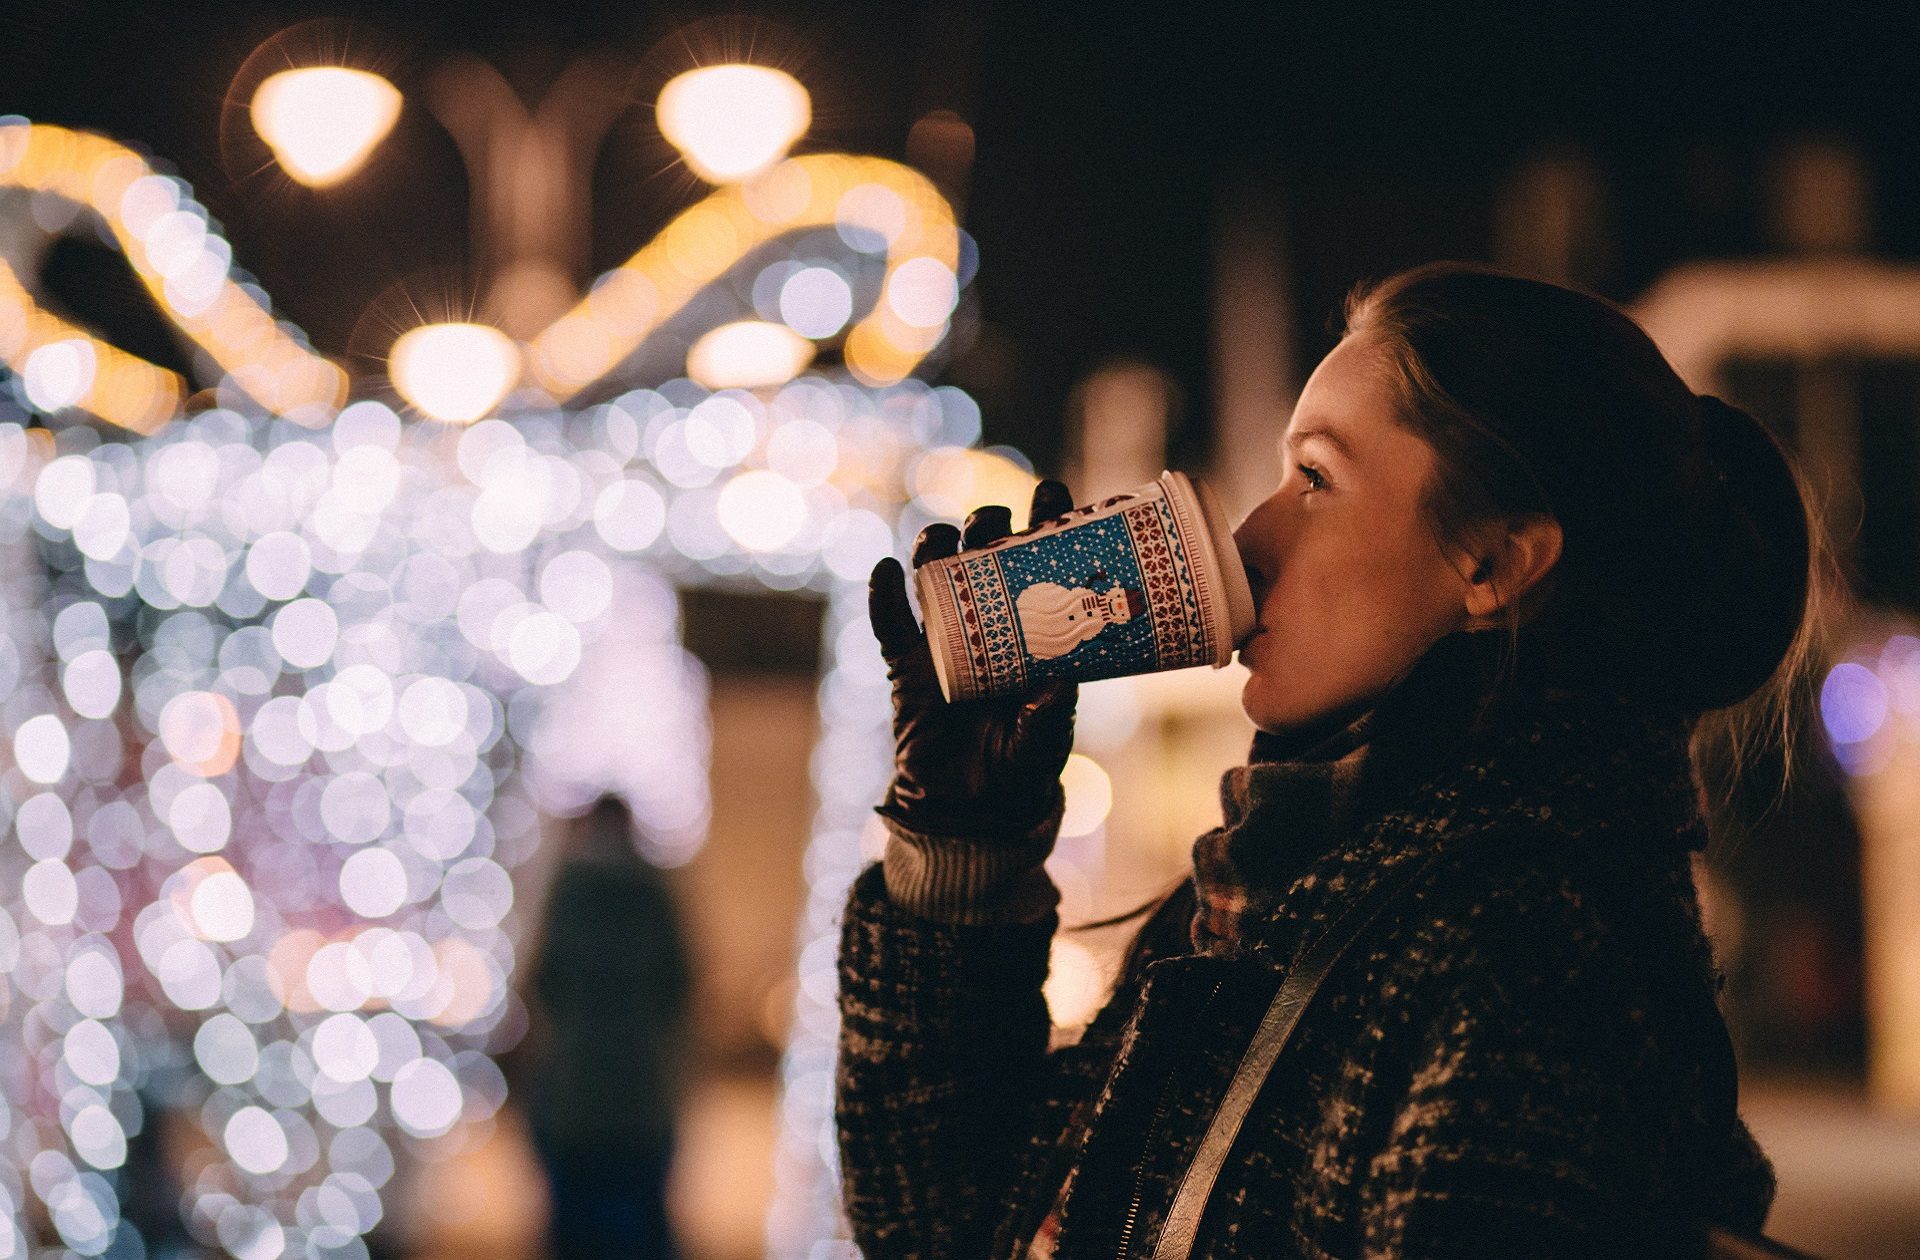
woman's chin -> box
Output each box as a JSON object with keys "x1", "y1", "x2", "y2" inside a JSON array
[{"x1": 1238, "y1": 677, "x2": 1285, "y2": 733}]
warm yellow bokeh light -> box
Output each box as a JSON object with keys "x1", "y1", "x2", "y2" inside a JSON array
[
  {"x1": 251, "y1": 68, "x2": 403, "y2": 188},
  {"x1": 525, "y1": 154, "x2": 959, "y2": 399},
  {"x1": 0, "y1": 125, "x2": 348, "y2": 429},
  {"x1": 912, "y1": 447, "x2": 1040, "y2": 531},
  {"x1": 1043, "y1": 937, "x2": 1108, "y2": 1029},
  {"x1": 1059, "y1": 753, "x2": 1115, "y2": 839},
  {"x1": 388, "y1": 323, "x2": 520, "y2": 423},
  {"x1": 686, "y1": 320, "x2": 814, "y2": 391},
  {"x1": 657, "y1": 64, "x2": 811, "y2": 184}
]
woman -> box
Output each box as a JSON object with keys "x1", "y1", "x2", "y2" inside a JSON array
[{"x1": 836, "y1": 262, "x2": 1828, "y2": 1258}]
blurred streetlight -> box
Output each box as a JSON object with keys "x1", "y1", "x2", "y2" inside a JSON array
[
  {"x1": 239, "y1": 33, "x2": 825, "y2": 408},
  {"x1": 240, "y1": 43, "x2": 634, "y2": 344},
  {"x1": 249, "y1": 68, "x2": 403, "y2": 188},
  {"x1": 656, "y1": 64, "x2": 811, "y2": 184},
  {"x1": 389, "y1": 322, "x2": 521, "y2": 422}
]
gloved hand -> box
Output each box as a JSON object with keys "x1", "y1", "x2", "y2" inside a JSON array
[{"x1": 868, "y1": 478, "x2": 1079, "y2": 841}]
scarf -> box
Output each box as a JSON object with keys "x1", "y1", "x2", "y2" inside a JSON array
[{"x1": 1190, "y1": 628, "x2": 1705, "y2": 956}]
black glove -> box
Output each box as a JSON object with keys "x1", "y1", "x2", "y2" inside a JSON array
[{"x1": 868, "y1": 479, "x2": 1079, "y2": 839}]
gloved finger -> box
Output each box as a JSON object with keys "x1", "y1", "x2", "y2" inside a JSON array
[
  {"x1": 1030, "y1": 479, "x2": 1074, "y2": 527},
  {"x1": 961, "y1": 504, "x2": 1014, "y2": 549},
  {"x1": 912, "y1": 522, "x2": 962, "y2": 568},
  {"x1": 1013, "y1": 678, "x2": 1078, "y2": 755},
  {"x1": 868, "y1": 557, "x2": 946, "y2": 711},
  {"x1": 867, "y1": 558, "x2": 924, "y2": 673}
]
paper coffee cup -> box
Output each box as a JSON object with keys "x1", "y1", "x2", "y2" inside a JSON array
[{"x1": 915, "y1": 471, "x2": 1257, "y2": 702}]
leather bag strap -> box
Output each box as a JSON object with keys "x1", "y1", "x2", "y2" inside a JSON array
[{"x1": 1150, "y1": 848, "x2": 1445, "y2": 1260}]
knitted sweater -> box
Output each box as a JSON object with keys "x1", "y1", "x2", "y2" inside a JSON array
[{"x1": 835, "y1": 631, "x2": 1777, "y2": 1258}]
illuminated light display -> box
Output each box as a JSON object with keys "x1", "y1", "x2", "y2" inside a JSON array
[
  {"x1": 249, "y1": 69, "x2": 404, "y2": 189},
  {"x1": 0, "y1": 119, "x2": 348, "y2": 426},
  {"x1": 0, "y1": 88, "x2": 1019, "y2": 1255},
  {"x1": 0, "y1": 257, "x2": 184, "y2": 434},
  {"x1": 0, "y1": 358, "x2": 998, "y2": 1260},
  {"x1": 526, "y1": 154, "x2": 962, "y2": 399},
  {"x1": 3, "y1": 120, "x2": 959, "y2": 433},
  {"x1": 0, "y1": 400, "x2": 729, "y2": 1258},
  {"x1": 0, "y1": 365, "x2": 1019, "y2": 1255}
]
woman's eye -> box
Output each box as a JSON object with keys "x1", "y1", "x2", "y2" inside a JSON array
[{"x1": 1296, "y1": 463, "x2": 1327, "y2": 493}]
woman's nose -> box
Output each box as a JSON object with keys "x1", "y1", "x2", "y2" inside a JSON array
[{"x1": 1232, "y1": 497, "x2": 1282, "y2": 606}]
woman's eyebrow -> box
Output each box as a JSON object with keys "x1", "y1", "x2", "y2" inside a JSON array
[{"x1": 1284, "y1": 425, "x2": 1357, "y2": 462}]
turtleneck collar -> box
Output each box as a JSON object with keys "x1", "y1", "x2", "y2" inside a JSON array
[
  {"x1": 1191, "y1": 628, "x2": 1701, "y2": 958},
  {"x1": 1248, "y1": 627, "x2": 1518, "y2": 768}
]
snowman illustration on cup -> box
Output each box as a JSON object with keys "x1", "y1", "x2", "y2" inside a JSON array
[{"x1": 1014, "y1": 569, "x2": 1147, "y2": 660}]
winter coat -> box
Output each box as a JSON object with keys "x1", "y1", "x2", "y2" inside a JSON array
[{"x1": 834, "y1": 630, "x2": 1777, "y2": 1258}]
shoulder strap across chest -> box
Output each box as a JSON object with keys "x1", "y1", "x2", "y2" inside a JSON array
[{"x1": 1149, "y1": 843, "x2": 1448, "y2": 1260}]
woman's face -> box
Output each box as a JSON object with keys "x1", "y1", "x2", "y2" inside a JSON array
[{"x1": 1232, "y1": 335, "x2": 1482, "y2": 735}]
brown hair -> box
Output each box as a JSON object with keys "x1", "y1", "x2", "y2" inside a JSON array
[
  {"x1": 1069, "y1": 262, "x2": 1843, "y2": 937},
  {"x1": 1339, "y1": 261, "x2": 1844, "y2": 841}
]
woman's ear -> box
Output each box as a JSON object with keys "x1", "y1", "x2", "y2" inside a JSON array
[{"x1": 1460, "y1": 513, "x2": 1563, "y2": 622}]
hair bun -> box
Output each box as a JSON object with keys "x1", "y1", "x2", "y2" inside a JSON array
[{"x1": 1671, "y1": 394, "x2": 1810, "y2": 711}]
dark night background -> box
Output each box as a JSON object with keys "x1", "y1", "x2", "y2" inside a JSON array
[
  {"x1": 5, "y1": 4, "x2": 1920, "y2": 1254},
  {"x1": 7, "y1": 0, "x2": 1920, "y2": 475}
]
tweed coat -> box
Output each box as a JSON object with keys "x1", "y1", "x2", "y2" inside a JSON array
[{"x1": 835, "y1": 632, "x2": 1777, "y2": 1258}]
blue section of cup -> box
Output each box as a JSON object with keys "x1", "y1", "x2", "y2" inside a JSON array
[
  {"x1": 992, "y1": 513, "x2": 1159, "y2": 683},
  {"x1": 916, "y1": 470, "x2": 1252, "y2": 701}
]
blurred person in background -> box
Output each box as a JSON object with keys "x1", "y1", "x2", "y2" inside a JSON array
[
  {"x1": 519, "y1": 795, "x2": 694, "y2": 1260},
  {"x1": 838, "y1": 262, "x2": 1836, "y2": 1257}
]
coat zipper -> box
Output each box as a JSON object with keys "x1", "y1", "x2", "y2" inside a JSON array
[{"x1": 1113, "y1": 978, "x2": 1224, "y2": 1260}]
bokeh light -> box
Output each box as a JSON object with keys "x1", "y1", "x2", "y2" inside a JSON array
[
  {"x1": 1, "y1": 100, "x2": 993, "y2": 1260},
  {"x1": 250, "y1": 68, "x2": 403, "y2": 188},
  {"x1": 23, "y1": 338, "x2": 95, "y2": 411},
  {"x1": 778, "y1": 265, "x2": 855, "y2": 339},
  {"x1": 687, "y1": 320, "x2": 815, "y2": 391},
  {"x1": 656, "y1": 64, "x2": 811, "y2": 184},
  {"x1": 1058, "y1": 753, "x2": 1115, "y2": 839},
  {"x1": 718, "y1": 470, "x2": 808, "y2": 552},
  {"x1": 1821, "y1": 633, "x2": 1920, "y2": 780},
  {"x1": 1042, "y1": 937, "x2": 1108, "y2": 1030},
  {"x1": 389, "y1": 323, "x2": 521, "y2": 423},
  {"x1": 911, "y1": 446, "x2": 1040, "y2": 529},
  {"x1": 1823, "y1": 662, "x2": 1889, "y2": 747},
  {"x1": 1, "y1": 120, "x2": 348, "y2": 427}
]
